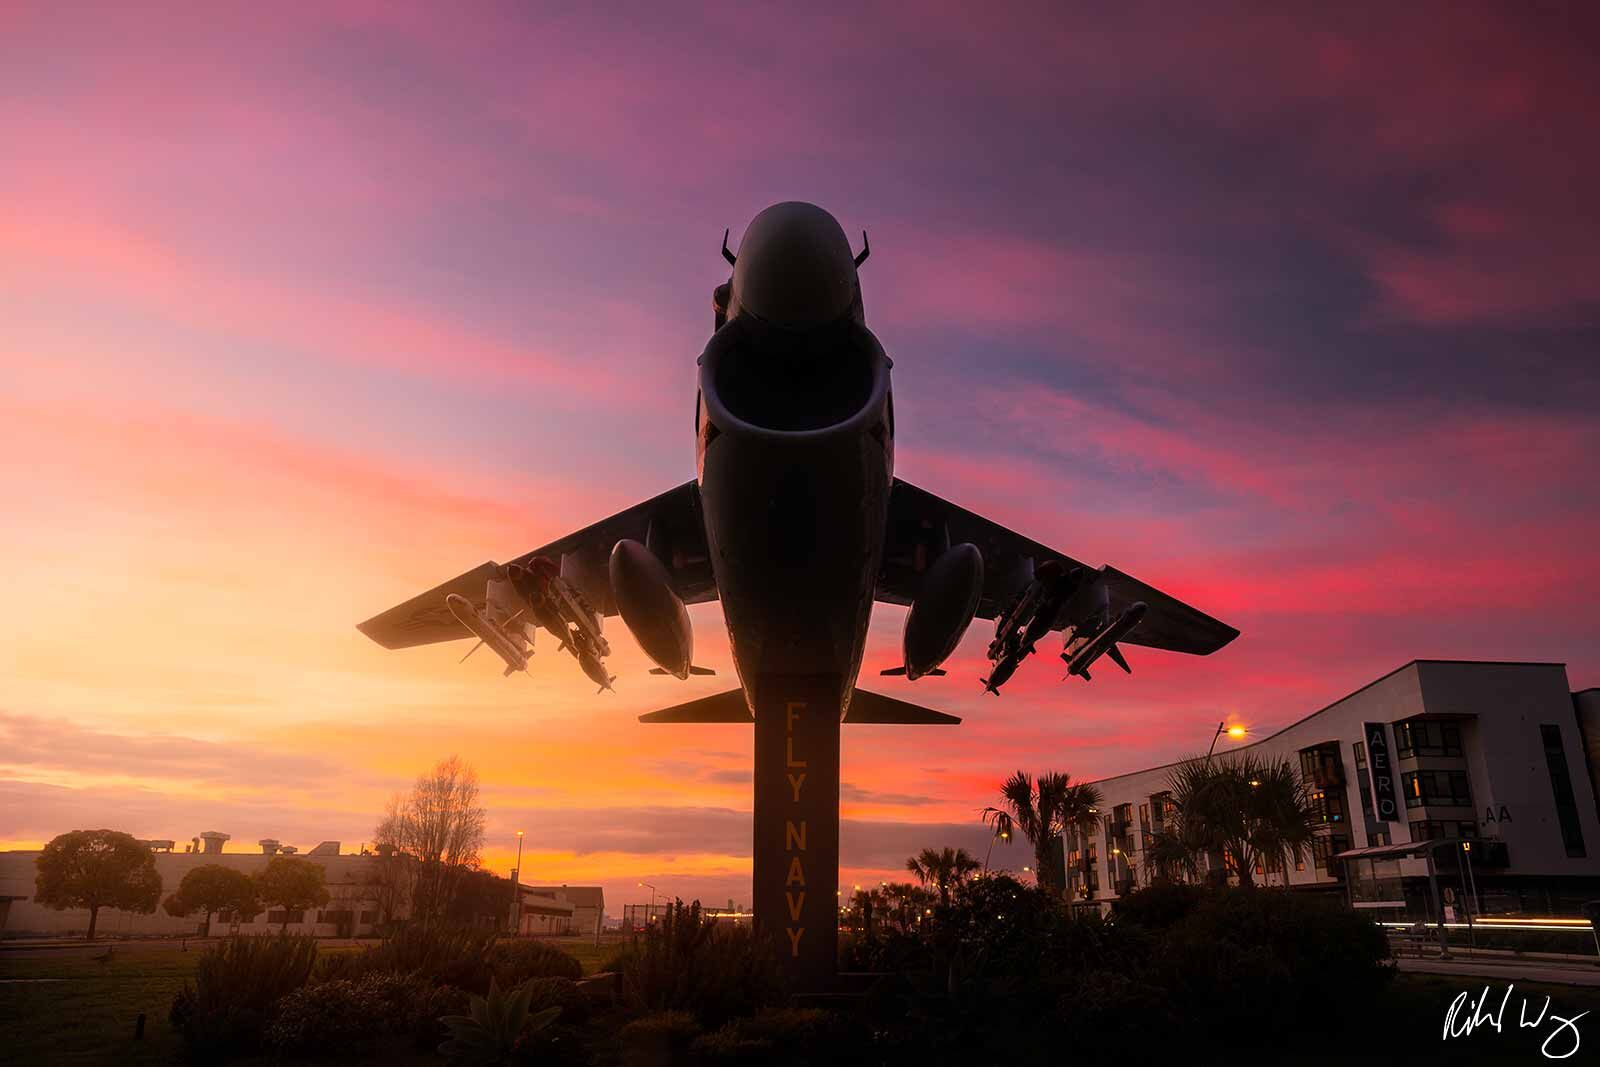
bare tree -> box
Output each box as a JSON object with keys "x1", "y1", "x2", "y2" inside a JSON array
[{"x1": 374, "y1": 756, "x2": 488, "y2": 927}]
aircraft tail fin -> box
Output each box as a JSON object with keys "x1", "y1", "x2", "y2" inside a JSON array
[
  {"x1": 1107, "y1": 643, "x2": 1131, "y2": 674},
  {"x1": 689, "y1": 665, "x2": 717, "y2": 676}
]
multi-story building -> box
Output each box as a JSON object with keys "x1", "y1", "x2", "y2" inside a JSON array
[{"x1": 1065, "y1": 661, "x2": 1600, "y2": 920}]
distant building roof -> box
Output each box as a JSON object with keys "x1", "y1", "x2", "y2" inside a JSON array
[{"x1": 523, "y1": 885, "x2": 604, "y2": 908}]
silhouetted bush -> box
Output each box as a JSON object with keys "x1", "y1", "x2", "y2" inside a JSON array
[
  {"x1": 264, "y1": 977, "x2": 385, "y2": 1053},
  {"x1": 312, "y1": 925, "x2": 497, "y2": 991},
  {"x1": 489, "y1": 938, "x2": 584, "y2": 985},
  {"x1": 170, "y1": 934, "x2": 318, "y2": 1058},
  {"x1": 1156, "y1": 888, "x2": 1393, "y2": 1040},
  {"x1": 691, "y1": 1007, "x2": 866, "y2": 1066},
  {"x1": 839, "y1": 928, "x2": 935, "y2": 974},
  {"x1": 613, "y1": 901, "x2": 781, "y2": 1027},
  {"x1": 619, "y1": 1010, "x2": 702, "y2": 1067},
  {"x1": 1110, "y1": 882, "x2": 1209, "y2": 930},
  {"x1": 519, "y1": 976, "x2": 590, "y2": 1026}
]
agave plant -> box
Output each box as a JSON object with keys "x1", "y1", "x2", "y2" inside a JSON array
[{"x1": 438, "y1": 977, "x2": 560, "y2": 1065}]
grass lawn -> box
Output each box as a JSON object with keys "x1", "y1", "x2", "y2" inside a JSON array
[{"x1": 0, "y1": 937, "x2": 624, "y2": 1065}]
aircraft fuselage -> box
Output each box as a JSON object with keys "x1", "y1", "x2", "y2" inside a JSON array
[
  {"x1": 692, "y1": 201, "x2": 890, "y2": 986},
  {"x1": 694, "y1": 202, "x2": 893, "y2": 720}
]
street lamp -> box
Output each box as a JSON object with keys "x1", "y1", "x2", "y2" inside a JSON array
[
  {"x1": 638, "y1": 882, "x2": 657, "y2": 927},
  {"x1": 509, "y1": 831, "x2": 524, "y2": 934},
  {"x1": 1207, "y1": 721, "x2": 1247, "y2": 760},
  {"x1": 983, "y1": 828, "x2": 1011, "y2": 873}
]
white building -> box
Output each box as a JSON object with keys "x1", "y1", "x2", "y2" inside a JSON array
[
  {"x1": 1066, "y1": 661, "x2": 1600, "y2": 919},
  {"x1": 518, "y1": 884, "x2": 604, "y2": 938},
  {"x1": 0, "y1": 836, "x2": 390, "y2": 938}
]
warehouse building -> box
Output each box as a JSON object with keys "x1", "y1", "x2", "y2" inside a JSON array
[{"x1": 1066, "y1": 661, "x2": 1600, "y2": 921}]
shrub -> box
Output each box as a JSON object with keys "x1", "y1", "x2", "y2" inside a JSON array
[
  {"x1": 692, "y1": 1008, "x2": 865, "y2": 1066},
  {"x1": 488, "y1": 939, "x2": 583, "y2": 985},
  {"x1": 614, "y1": 901, "x2": 781, "y2": 1026},
  {"x1": 312, "y1": 925, "x2": 497, "y2": 991},
  {"x1": 619, "y1": 1011, "x2": 701, "y2": 1067},
  {"x1": 1110, "y1": 882, "x2": 1209, "y2": 930},
  {"x1": 838, "y1": 929, "x2": 932, "y2": 974},
  {"x1": 171, "y1": 934, "x2": 318, "y2": 1057},
  {"x1": 519, "y1": 976, "x2": 589, "y2": 1026},
  {"x1": 1159, "y1": 888, "x2": 1392, "y2": 1037},
  {"x1": 264, "y1": 978, "x2": 385, "y2": 1053}
]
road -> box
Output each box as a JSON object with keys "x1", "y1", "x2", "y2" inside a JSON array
[{"x1": 1398, "y1": 955, "x2": 1600, "y2": 987}]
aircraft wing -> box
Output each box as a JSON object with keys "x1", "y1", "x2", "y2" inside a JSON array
[
  {"x1": 358, "y1": 481, "x2": 714, "y2": 650},
  {"x1": 877, "y1": 477, "x2": 1237, "y2": 656}
]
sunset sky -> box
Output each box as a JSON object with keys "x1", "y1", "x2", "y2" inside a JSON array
[{"x1": 3, "y1": 3, "x2": 1597, "y2": 911}]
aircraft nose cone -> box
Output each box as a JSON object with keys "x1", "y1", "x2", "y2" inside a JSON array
[{"x1": 732, "y1": 202, "x2": 857, "y2": 330}]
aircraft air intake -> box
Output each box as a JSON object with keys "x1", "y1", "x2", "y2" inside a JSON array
[{"x1": 699, "y1": 316, "x2": 890, "y2": 438}]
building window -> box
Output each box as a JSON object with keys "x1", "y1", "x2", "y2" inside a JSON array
[
  {"x1": 266, "y1": 909, "x2": 305, "y2": 926},
  {"x1": 1311, "y1": 835, "x2": 1350, "y2": 873},
  {"x1": 1393, "y1": 720, "x2": 1463, "y2": 759},
  {"x1": 359, "y1": 910, "x2": 378, "y2": 924},
  {"x1": 1138, "y1": 802, "x2": 1150, "y2": 833},
  {"x1": 1402, "y1": 770, "x2": 1472, "y2": 809},
  {"x1": 1151, "y1": 791, "x2": 1171, "y2": 828},
  {"x1": 1408, "y1": 820, "x2": 1474, "y2": 842},
  {"x1": 1540, "y1": 724, "x2": 1588, "y2": 858}
]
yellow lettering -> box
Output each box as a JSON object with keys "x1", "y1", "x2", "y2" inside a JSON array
[
  {"x1": 786, "y1": 891, "x2": 805, "y2": 921},
  {"x1": 786, "y1": 856, "x2": 805, "y2": 887},
  {"x1": 786, "y1": 736, "x2": 807, "y2": 768},
  {"x1": 786, "y1": 701, "x2": 805, "y2": 732},
  {"x1": 787, "y1": 772, "x2": 806, "y2": 802},
  {"x1": 786, "y1": 927, "x2": 804, "y2": 957},
  {"x1": 785, "y1": 820, "x2": 807, "y2": 851}
]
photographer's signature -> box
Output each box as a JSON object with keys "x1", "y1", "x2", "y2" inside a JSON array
[{"x1": 1443, "y1": 983, "x2": 1587, "y2": 1060}]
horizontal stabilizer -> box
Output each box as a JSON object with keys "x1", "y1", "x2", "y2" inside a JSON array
[
  {"x1": 639, "y1": 689, "x2": 751, "y2": 723},
  {"x1": 844, "y1": 689, "x2": 961, "y2": 724},
  {"x1": 689, "y1": 665, "x2": 716, "y2": 676},
  {"x1": 639, "y1": 688, "x2": 961, "y2": 725},
  {"x1": 877, "y1": 666, "x2": 947, "y2": 678}
]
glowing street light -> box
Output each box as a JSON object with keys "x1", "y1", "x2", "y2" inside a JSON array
[
  {"x1": 1208, "y1": 721, "x2": 1247, "y2": 760},
  {"x1": 638, "y1": 881, "x2": 657, "y2": 925}
]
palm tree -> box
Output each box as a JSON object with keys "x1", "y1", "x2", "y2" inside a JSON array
[
  {"x1": 905, "y1": 846, "x2": 981, "y2": 908},
  {"x1": 1246, "y1": 757, "x2": 1317, "y2": 885},
  {"x1": 980, "y1": 770, "x2": 1102, "y2": 896},
  {"x1": 1159, "y1": 753, "x2": 1319, "y2": 888},
  {"x1": 880, "y1": 881, "x2": 926, "y2": 932}
]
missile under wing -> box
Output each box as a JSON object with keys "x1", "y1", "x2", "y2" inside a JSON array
[
  {"x1": 876, "y1": 477, "x2": 1237, "y2": 658},
  {"x1": 356, "y1": 482, "x2": 715, "y2": 651}
]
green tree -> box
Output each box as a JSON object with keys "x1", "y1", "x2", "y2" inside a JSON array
[
  {"x1": 34, "y1": 829, "x2": 162, "y2": 940},
  {"x1": 905, "y1": 846, "x2": 981, "y2": 908},
  {"x1": 980, "y1": 770, "x2": 1102, "y2": 895},
  {"x1": 254, "y1": 856, "x2": 330, "y2": 933},
  {"x1": 162, "y1": 864, "x2": 261, "y2": 935}
]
